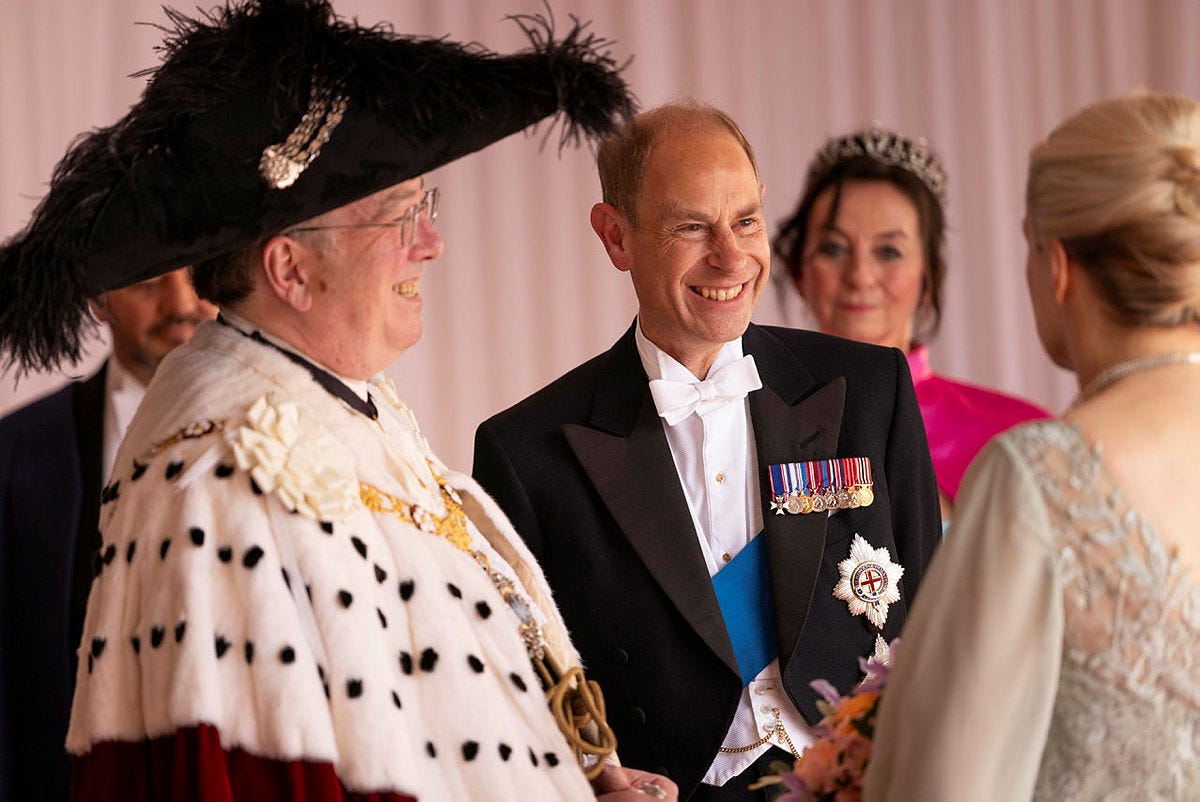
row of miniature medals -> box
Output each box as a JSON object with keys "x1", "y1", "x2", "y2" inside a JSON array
[{"x1": 768, "y1": 456, "x2": 874, "y2": 515}]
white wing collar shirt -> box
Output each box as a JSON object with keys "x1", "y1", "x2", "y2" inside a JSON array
[{"x1": 634, "y1": 321, "x2": 813, "y2": 787}]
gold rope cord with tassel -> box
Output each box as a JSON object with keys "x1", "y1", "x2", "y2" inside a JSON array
[
  {"x1": 361, "y1": 472, "x2": 617, "y2": 778},
  {"x1": 535, "y1": 645, "x2": 617, "y2": 779}
]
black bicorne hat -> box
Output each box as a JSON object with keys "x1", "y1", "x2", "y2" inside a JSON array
[{"x1": 0, "y1": 0, "x2": 636, "y2": 374}]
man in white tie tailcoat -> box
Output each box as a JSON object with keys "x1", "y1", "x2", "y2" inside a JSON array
[{"x1": 472, "y1": 103, "x2": 941, "y2": 800}]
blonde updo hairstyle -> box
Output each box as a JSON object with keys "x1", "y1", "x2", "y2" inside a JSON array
[{"x1": 1026, "y1": 92, "x2": 1200, "y2": 327}]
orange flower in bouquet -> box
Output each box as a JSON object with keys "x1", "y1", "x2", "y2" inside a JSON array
[{"x1": 750, "y1": 637, "x2": 897, "y2": 802}]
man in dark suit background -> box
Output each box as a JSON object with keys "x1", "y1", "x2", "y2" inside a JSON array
[
  {"x1": 0, "y1": 267, "x2": 215, "y2": 801},
  {"x1": 473, "y1": 103, "x2": 941, "y2": 799}
]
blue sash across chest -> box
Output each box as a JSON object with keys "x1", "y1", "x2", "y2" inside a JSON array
[{"x1": 712, "y1": 532, "x2": 777, "y2": 686}]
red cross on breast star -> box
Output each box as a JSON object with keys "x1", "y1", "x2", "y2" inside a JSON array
[
  {"x1": 834, "y1": 534, "x2": 904, "y2": 629},
  {"x1": 857, "y1": 566, "x2": 885, "y2": 596}
]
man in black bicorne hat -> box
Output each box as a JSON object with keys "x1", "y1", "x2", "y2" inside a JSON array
[{"x1": 0, "y1": 1, "x2": 678, "y2": 799}]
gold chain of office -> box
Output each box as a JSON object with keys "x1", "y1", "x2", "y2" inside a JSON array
[{"x1": 359, "y1": 467, "x2": 617, "y2": 779}]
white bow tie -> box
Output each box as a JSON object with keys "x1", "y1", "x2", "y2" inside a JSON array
[{"x1": 649, "y1": 354, "x2": 762, "y2": 426}]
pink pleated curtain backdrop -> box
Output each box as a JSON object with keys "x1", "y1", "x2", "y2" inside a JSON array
[{"x1": 3, "y1": 0, "x2": 1198, "y2": 469}]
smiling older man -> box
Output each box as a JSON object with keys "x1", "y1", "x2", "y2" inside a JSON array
[
  {"x1": 473, "y1": 103, "x2": 942, "y2": 799},
  {"x1": 0, "y1": 1, "x2": 685, "y2": 800}
]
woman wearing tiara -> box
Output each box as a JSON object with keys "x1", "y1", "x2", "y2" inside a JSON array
[
  {"x1": 773, "y1": 128, "x2": 1049, "y2": 522},
  {"x1": 865, "y1": 92, "x2": 1200, "y2": 800}
]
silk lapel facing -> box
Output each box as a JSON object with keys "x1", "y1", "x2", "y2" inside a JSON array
[
  {"x1": 563, "y1": 326, "x2": 739, "y2": 677},
  {"x1": 744, "y1": 326, "x2": 846, "y2": 675}
]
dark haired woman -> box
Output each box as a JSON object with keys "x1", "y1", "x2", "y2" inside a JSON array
[{"x1": 774, "y1": 128, "x2": 1049, "y2": 521}]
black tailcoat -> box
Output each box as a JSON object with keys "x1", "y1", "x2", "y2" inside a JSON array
[
  {"x1": 473, "y1": 324, "x2": 940, "y2": 797},
  {"x1": 0, "y1": 365, "x2": 105, "y2": 802}
]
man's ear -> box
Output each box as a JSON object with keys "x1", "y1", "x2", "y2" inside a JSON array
[
  {"x1": 261, "y1": 235, "x2": 316, "y2": 312},
  {"x1": 87, "y1": 296, "x2": 111, "y2": 324},
  {"x1": 590, "y1": 202, "x2": 634, "y2": 273}
]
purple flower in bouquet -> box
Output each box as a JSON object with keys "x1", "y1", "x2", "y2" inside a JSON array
[{"x1": 855, "y1": 636, "x2": 898, "y2": 695}]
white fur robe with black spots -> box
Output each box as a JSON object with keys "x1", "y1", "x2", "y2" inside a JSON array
[{"x1": 67, "y1": 318, "x2": 595, "y2": 801}]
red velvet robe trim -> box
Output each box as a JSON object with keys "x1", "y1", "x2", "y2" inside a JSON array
[{"x1": 71, "y1": 723, "x2": 417, "y2": 802}]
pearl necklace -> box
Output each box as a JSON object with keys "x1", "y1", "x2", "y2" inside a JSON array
[{"x1": 1075, "y1": 351, "x2": 1200, "y2": 404}]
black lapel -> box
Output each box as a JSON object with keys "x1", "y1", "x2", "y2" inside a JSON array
[
  {"x1": 563, "y1": 326, "x2": 739, "y2": 676},
  {"x1": 744, "y1": 325, "x2": 846, "y2": 674},
  {"x1": 69, "y1": 362, "x2": 107, "y2": 665}
]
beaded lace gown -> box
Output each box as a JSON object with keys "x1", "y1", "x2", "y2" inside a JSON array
[{"x1": 864, "y1": 420, "x2": 1200, "y2": 801}]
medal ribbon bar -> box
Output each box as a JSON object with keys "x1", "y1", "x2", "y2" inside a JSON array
[{"x1": 768, "y1": 457, "x2": 874, "y2": 515}]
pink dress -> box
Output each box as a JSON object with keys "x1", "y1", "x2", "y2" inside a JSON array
[{"x1": 907, "y1": 346, "x2": 1051, "y2": 501}]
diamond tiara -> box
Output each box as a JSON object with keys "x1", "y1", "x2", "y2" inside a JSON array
[{"x1": 805, "y1": 126, "x2": 946, "y2": 203}]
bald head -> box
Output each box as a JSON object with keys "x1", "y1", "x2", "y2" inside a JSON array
[{"x1": 596, "y1": 102, "x2": 759, "y2": 227}]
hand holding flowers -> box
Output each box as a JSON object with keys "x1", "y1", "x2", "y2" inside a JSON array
[{"x1": 750, "y1": 638, "x2": 898, "y2": 802}]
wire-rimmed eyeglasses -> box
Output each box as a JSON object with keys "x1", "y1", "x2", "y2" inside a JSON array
[{"x1": 286, "y1": 186, "x2": 439, "y2": 246}]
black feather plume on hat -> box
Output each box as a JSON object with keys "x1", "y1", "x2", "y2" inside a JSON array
[{"x1": 0, "y1": 0, "x2": 636, "y2": 375}]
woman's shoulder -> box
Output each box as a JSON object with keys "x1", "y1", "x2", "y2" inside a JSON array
[
  {"x1": 921, "y1": 370, "x2": 1052, "y2": 424},
  {"x1": 917, "y1": 371, "x2": 1055, "y2": 499},
  {"x1": 979, "y1": 418, "x2": 1081, "y2": 472},
  {"x1": 959, "y1": 419, "x2": 1085, "y2": 512}
]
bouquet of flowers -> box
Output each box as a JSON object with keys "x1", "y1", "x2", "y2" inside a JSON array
[{"x1": 750, "y1": 637, "x2": 898, "y2": 802}]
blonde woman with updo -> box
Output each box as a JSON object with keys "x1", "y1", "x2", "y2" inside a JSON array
[{"x1": 864, "y1": 92, "x2": 1200, "y2": 801}]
